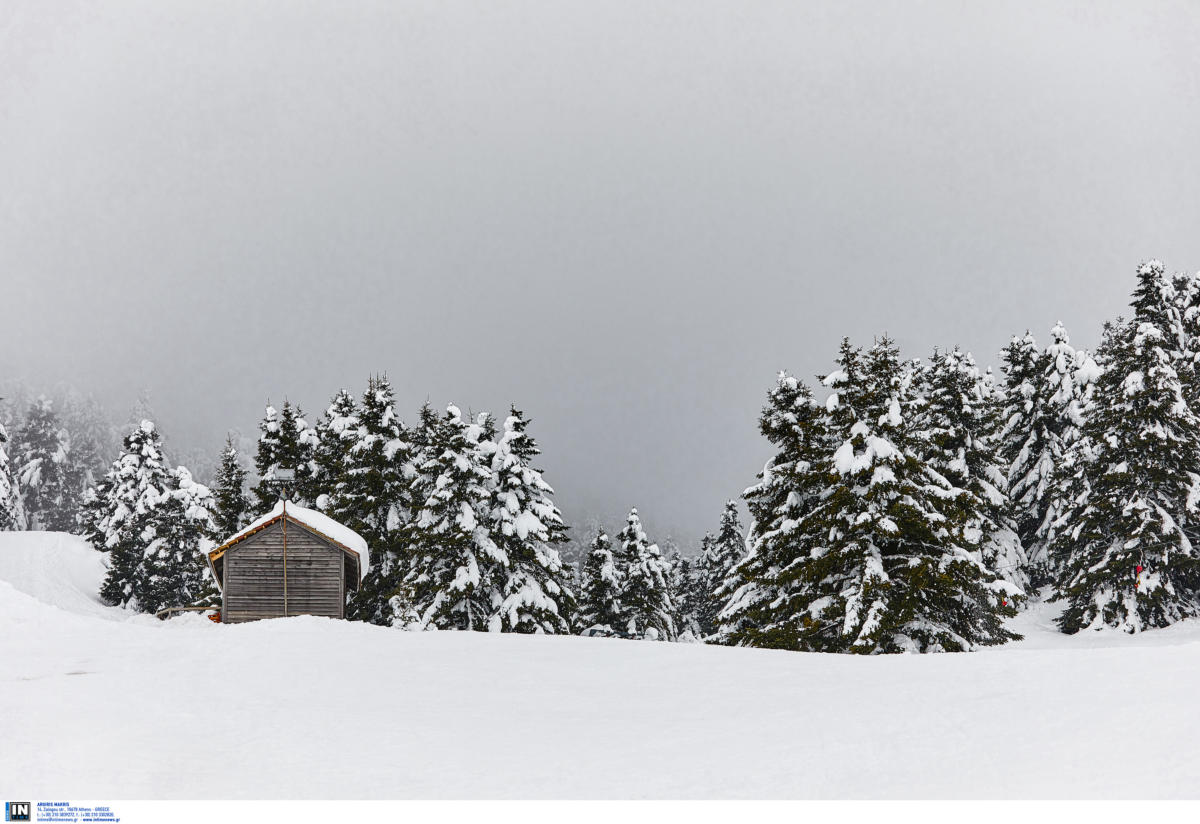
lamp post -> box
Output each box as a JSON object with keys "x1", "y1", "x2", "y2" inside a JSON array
[{"x1": 274, "y1": 467, "x2": 296, "y2": 502}]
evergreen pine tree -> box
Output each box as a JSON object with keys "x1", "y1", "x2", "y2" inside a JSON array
[
  {"x1": 252, "y1": 404, "x2": 284, "y2": 510},
  {"x1": 252, "y1": 401, "x2": 319, "y2": 510},
  {"x1": 136, "y1": 466, "x2": 219, "y2": 614},
  {"x1": 403, "y1": 402, "x2": 442, "y2": 516},
  {"x1": 93, "y1": 421, "x2": 219, "y2": 613},
  {"x1": 1167, "y1": 270, "x2": 1200, "y2": 409},
  {"x1": 487, "y1": 408, "x2": 576, "y2": 633},
  {"x1": 998, "y1": 325, "x2": 1097, "y2": 586},
  {"x1": 612, "y1": 508, "x2": 676, "y2": 640},
  {"x1": 578, "y1": 530, "x2": 623, "y2": 632},
  {"x1": 78, "y1": 478, "x2": 111, "y2": 550},
  {"x1": 337, "y1": 378, "x2": 415, "y2": 625},
  {"x1": 723, "y1": 339, "x2": 1018, "y2": 653},
  {"x1": 96, "y1": 421, "x2": 176, "y2": 609},
  {"x1": 16, "y1": 397, "x2": 79, "y2": 531},
  {"x1": 212, "y1": 436, "x2": 250, "y2": 537},
  {"x1": 1053, "y1": 261, "x2": 1200, "y2": 632},
  {"x1": 396, "y1": 405, "x2": 505, "y2": 630},
  {"x1": 0, "y1": 415, "x2": 24, "y2": 531},
  {"x1": 915, "y1": 348, "x2": 1028, "y2": 593},
  {"x1": 668, "y1": 549, "x2": 703, "y2": 640},
  {"x1": 718, "y1": 371, "x2": 832, "y2": 648},
  {"x1": 696, "y1": 501, "x2": 745, "y2": 636},
  {"x1": 311, "y1": 389, "x2": 361, "y2": 510},
  {"x1": 825, "y1": 338, "x2": 1018, "y2": 652}
]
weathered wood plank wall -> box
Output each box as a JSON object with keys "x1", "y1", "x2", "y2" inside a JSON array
[
  {"x1": 283, "y1": 523, "x2": 345, "y2": 618},
  {"x1": 221, "y1": 518, "x2": 348, "y2": 623}
]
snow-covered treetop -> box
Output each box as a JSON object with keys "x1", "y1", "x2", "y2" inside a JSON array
[
  {"x1": 169, "y1": 466, "x2": 216, "y2": 525},
  {"x1": 624, "y1": 508, "x2": 647, "y2": 538},
  {"x1": 1050, "y1": 321, "x2": 1069, "y2": 346},
  {"x1": 1138, "y1": 259, "x2": 1165, "y2": 278}
]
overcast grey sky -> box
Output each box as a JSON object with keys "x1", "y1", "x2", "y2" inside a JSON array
[{"x1": 2, "y1": 1, "x2": 1199, "y2": 543}]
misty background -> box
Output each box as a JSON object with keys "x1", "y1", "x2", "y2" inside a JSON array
[{"x1": 2, "y1": 1, "x2": 1199, "y2": 545}]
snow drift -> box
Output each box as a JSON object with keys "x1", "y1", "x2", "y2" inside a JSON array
[{"x1": 2, "y1": 531, "x2": 1199, "y2": 798}]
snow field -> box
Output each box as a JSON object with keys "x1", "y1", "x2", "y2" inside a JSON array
[{"x1": 3, "y1": 532, "x2": 1199, "y2": 798}]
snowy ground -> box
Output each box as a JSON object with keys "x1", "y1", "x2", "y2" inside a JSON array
[{"x1": 2, "y1": 532, "x2": 1199, "y2": 799}]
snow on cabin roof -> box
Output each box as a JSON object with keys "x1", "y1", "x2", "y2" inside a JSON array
[{"x1": 214, "y1": 501, "x2": 370, "y2": 579}]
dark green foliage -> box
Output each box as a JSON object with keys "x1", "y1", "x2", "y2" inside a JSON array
[
  {"x1": 578, "y1": 530, "x2": 622, "y2": 631},
  {"x1": 97, "y1": 422, "x2": 174, "y2": 607},
  {"x1": 134, "y1": 467, "x2": 219, "y2": 615},
  {"x1": 695, "y1": 501, "x2": 745, "y2": 637},
  {"x1": 212, "y1": 436, "x2": 249, "y2": 537},
  {"x1": 337, "y1": 378, "x2": 415, "y2": 625},
  {"x1": 915, "y1": 348, "x2": 1028, "y2": 595},
  {"x1": 487, "y1": 408, "x2": 576, "y2": 633},
  {"x1": 722, "y1": 338, "x2": 1019, "y2": 653},
  {"x1": 252, "y1": 401, "x2": 318, "y2": 511},
  {"x1": 718, "y1": 371, "x2": 833, "y2": 649},
  {"x1": 96, "y1": 421, "x2": 216, "y2": 613},
  {"x1": 1053, "y1": 262, "x2": 1200, "y2": 633},
  {"x1": 612, "y1": 508, "x2": 676, "y2": 640},
  {"x1": 396, "y1": 405, "x2": 502, "y2": 630},
  {"x1": 997, "y1": 325, "x2": 1096, "y2": 587},
  {"x1": 669, "y1": 549, "x2": 704, "y2": 639},
  {"x1": 311, "y1": 389, "x2": 360, "y2": 506}
]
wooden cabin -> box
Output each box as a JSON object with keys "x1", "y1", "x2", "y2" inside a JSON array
[{"x1": 206, "y1": 501, "x2": 370, "y2": 623}]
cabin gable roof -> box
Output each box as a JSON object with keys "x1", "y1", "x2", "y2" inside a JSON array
[{"x1": 206, "y1": 501, "x2": 368, "y2": 590}]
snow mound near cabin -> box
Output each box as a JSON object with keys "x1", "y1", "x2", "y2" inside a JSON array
[
  {"x1": 0, "y1": 531, "x2": 126, "y2": 621},
  {"x1": 3, "y1": 531, "x2": 1200, "y2": 798}
]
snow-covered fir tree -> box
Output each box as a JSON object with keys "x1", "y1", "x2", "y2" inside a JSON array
[
  {"x1": 335, "y1": 378, "x2": 412, "y2": 547},
  {"x1": 825, "y1": 338, "x2": 1019, "y2": 652},
  {"x1": 717, "y1": 372, "x2": 833, "y2": 648},
  {"x1": 136, "y1": 466, "x2": 219, "y2": 614},
  {"x1": 16, "y1": 397, "x2": 79, "y2": 531},
  {"x1": 578, "y1": 530, "x2": 623, "y2": 632},
  {"x1": 487, "y1": 408, "x2": 576, "y2": 633},
  {"x1": 252, "y1": 402, "x2": 285, "y2": 509},
  {"x1": 396, "y1": 405, "x2": 506, "y2": 630},
  {"x1": 96, "y1": 421, "x2": 175, "y2": 606},
  {"x1": 252, "y1": 401, "x2": 319, "y2": 510},
  {"x1": 91, "y1": 421, "x2": 218, "y2": 613},
  {"x1": 1169, "y1": 269, "x2": 1200, "y2": 408},
  {"x1": 695, "y1": 500, "x2": 745, "y2": 636},
  {"x1": 0, "y1": 415, "x2": 24, "y2": 531},
  {"x1": 78, "y1": 478, "x2": 110, "y2": 550},
  {"x1": 668, "y1": 548, "x2": 703, "y2": 640},
  {"x1": 211, "y1": 436, "x2": 250, "y2": 537},
  {"x1": 915, "y1": 348, "x2": 1028, "y2": 594},
  {"x1": 724, "y1": 339, "x2": 1018, "y2": 653},
  {"x1": 311, "y1": 388, "x2": 361, "y2": 509},
  {"x1": 612, "y1": 508, "x2": 676, "y2": 640},
  {"x1": 336, "y1": 378, "x2": 416, "y2": 625},
  {"x1": 998, "y1": 325, "x2": 1098, "y2": 586},
  {"x1": 1052, "y1": 261, "x2": 1200, "y2": 633}
]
